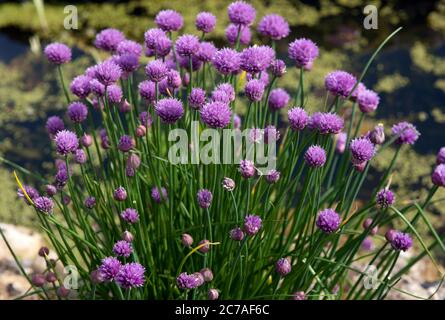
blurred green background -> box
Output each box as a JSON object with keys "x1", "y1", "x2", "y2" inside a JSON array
[{"x1": 0, "y1": 0, "x2": 444, "y2": 243}]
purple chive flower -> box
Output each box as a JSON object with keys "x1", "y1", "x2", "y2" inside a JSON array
[
  {"x1": 350, "y1": 137, "x2": 375, "y2": 165},
  {"x1": 228, "y1": 1, "x2": 256, "y2": 26},
  {"x1": 233, "y1": 114, "x2": 241, "y2": 129},
  {"x1": 121, "y1": 208, "x2": 139, "y2": 224},
  {"x1": 288, "y1": 38, "x2": 319, "y2": 69},
  {"x1": 74, "y1": 149, "x2": 87, "y2": 164},
  {"x1": 189, "y1": 88, "x2": 206, "y2": 109},
  {"x1": 369, "y1": 124, "x2": 385, "y2": 145},
  {"x1": 390, "y1": 232, "x2": 413, "y2": 252},
  {"x1": 230, "y1": 227, "x2": 244, "y2": 241},
  {"x1": 197, "y1": 189, "x2": 213, "y2": 209},
  {"x1": 350, "y1": 82, "x2": 366, "y2": 101},
  {"x1": 198, "y1": 240, "x2": 210, "y2": 253},
  {"x1": 196, "y1": 41, "x2": 217, "y2": 62},
  {"x1": 125, "y1": 154, "x2": 141, "y2": 178},
  {"x1": 155, "y1": 98, "x2": 184, "y2": 124},
  {"x1": 363, "y1": 218, "x2": 378, "y2": 235},
  {"x1": 239, "y1": 159, "x2": 255, "y2": 178},
  {"x1": 99, "y1": 257, "x2": 122, "y2": 281},
  {"x1": 151, "y1": 186, "x2": 168, "y2": 203},
  {"x1": 67, "y1": 102, "x2": 88, "y2": 123},
  {"x1": 362, "y1": 237, "x2": 374, "y2": 251},
  {"x1": 432, "y1": 164, "x2": 445, "y2": 187},
  {"x1": 265, "y1": 169, "x2": 281, "y2": 184},
  {"x1": 46, "y1": 116, "x2": 65, "y2": 135},
  {"x1": 32, "y1": 274, "x2": 46, "y2": 287},
  {"x1": 258, "y1": 14, "x2": 290, "y2": 40},
  {"x1": 119, "y1": 99, "x2": 131, "y2": 113},
  {"x1": 116, "y1": 54, "x2": 140, "y2": 74},
  {"x1": 155, "y1": 9, "x2": 183, "y2": 32},
  {"x1": 196, "y1": 12, "x2": 217, "y2": 33},
  {"x1": 113, "y1": 240, "x2": 132, "y2": 258},
  {"x1": 99, "y1": 128, "x2": 110, "y2": 149},
  {"x1": 292, "y1": 291, "x2": 306, "y2": 300},
  {"x1": 181, "y1": 233, "x2": 194, "y2": 247},
  {"x1": 216, "y1": 83, "x2": 235, "y2": 101},
  {"x1": 177, "y1": 272, "x2": 200, "y2": 290},
  {"x1": 325, "y1": 70, "x2": 357, "y2": 98},
  {"x1": 225, "y1": 24, "x2": 251, "y2": 46},
  {"x1": 288, "y1": 107, "x2": 309, "y2": 131},
  {"x1": 117, "y1": 40, "x2": 142, "y2": 57},
  {"x1": 106, "y1": 84, "x2": 123, "y2": 104},
  {"x1": 90, "y1": 270, "x2": 104, "y2": 284},
  {"x1": 376, "y1": 188, "x2": 395, "y2": 209},
  {"x1": 144, "y1": 28, "x2": 167, "y2": 49},
  {"x1": 70, "y1": 75, "x2": 91, "y2": 99},
  {"x1": 208, "y1": 289, "x2": 219, "y2": 300},
  {"x1": 139, "y1": 80, "x2": 156, "y2": 102},
  {"x1": 145, "y1": 59, "x2": 168, "y2": 82},
  {"x1": 54, "y1": 130, "x2": 78, "y2": 156},
  {"x1": 178, "y1": 55, "x2": 203, "y2": 71},
  {"x1": 335, "y1": 132, "x2": 347, "y2": 154},
  {"x1": 211, "y1": 90, "x2": 231, "y2": 104},
  {"x1": 391, "y1": 121, "x2": 420, "y2": 145},
  {"x1": 34, "y1": 196, "x2": 54, "y2": 214},
  {"x1": 316, "y1": 209, "x2": 341, "y2": 233},
  {"x1": 81, "y1": 134, "x2": 93, "y2": 148},
  {"x1": 247, "y1": 71, "x2": 269, "y2": 86},
  {"x1": 44, "y1": 43, "x2": 72, "y2": 64},
  {"x1": 264, "y1": 125, "x2": 280, "y2": 144},
  {"x1": 240, "y1": 45, "x2": 275, "y2": 74},
  {"x1": 248, "y1": 128, "x2": 263, "y2": 144},
  {"x1": 385, "y1": 229, "x2": 397, "y2": 242},
  {"x1": 116, "y1": 262, "x2": 145, "y2": 289},
  {"x1": 118, "y1": 135, "x2": 134, "y2": 152},
  {"x1": 357, "y1": 89, "x2": 380, "y2": 113},
  {"x1": 90, "y1": 79, "x2": 105, "y2": 96},
  {"x1": 200, "y1": 101, "x2": 232, "y2": 128},
  {"x1": 154, "y1": 36, "x2": 172, "y2": 57},
  {"x1": 222, "y1": 177, "x2": 236, "y2": 191},
  {"x1": 94, "y1": 28, "x2": 125, "y2": 52},
  {"x1": 304, "y1": 145, "x2": 327, "y2": 167},
  {"x1": 436, "y1": 147, "x2": 445, "y2": 165},
  {"x1": 114, "y1": 186, "x2": 127, "y2": 201},
  {"x1": 175, "y1": 34, "x2": 200, "y2": 57},
  {"x1": 45, "y1": 184, "x2": 57, "y2": 197},
  {"x1": 243, "y1": 214, "x2": 262, "y2": 236},
  {"x1": 270, "y1": 59, "x2": 286, "y2": 77},
  {"x1": 244, "y1": 79, "x2": 265, "y2": 102},
  {"x1": 268, "y1": 88, "x2": 290, "y2": 110},
  {"x1": 212, "y1": 48, "x2": 241, "y2": 75},
  {"x1": 276, "y1": 257, "x2": 291, "y2": 276},
  {"x1": 18, "y1": 185, "x2": 39, "y2": 205},
  {"x1": 84, "y1": 196, "x2": 96, "y2": 209},
  {"x1": 94, "y1": 60, "x2": 122, "y2": 86},
  {"x1": 166, "y1": 70, "x2": 182, "y2": 88},
  {"x1": 309, "y1": 112, "x2": 345, "y2": 135}
]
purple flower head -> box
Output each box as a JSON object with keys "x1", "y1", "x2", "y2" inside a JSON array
[
  {"x1": 248, "y1": 128, "x2": 263, "y2": 144},
  {"x1": 362, "y1": 237, "x2": 374, "y2": 251},
  {"x1": 391, "y1": 121, "x2": 420, "y2": 145},
  {"x1": 80, "y1": 134, "x2": 93, "y2": 148},
  {"x1": 118, "y1": 135, "x2": 134, "y2": 152},
  {"x1": 247, "y1": 71, "x2": 269, "y2": 86},
  {"x1": 44, "y1": 43, "x2": 72, "y2": 64},
  {"x1": 244, "y1": 79, "x2": 265, "y2": 102},
  {"x1": 212, "y1": 48, "x2": 241, "y2": 75},
  {"x1": 145, "y1": 59, "x2": 168, "y2": 82},
  {"x1": 350, "y1": 82, "x2": 366, "y2": 101},
  {"x1": 116, "y1": 54, "x2": 139, "y2": 73},
  {"x1": 119, "y1": 99, "x2": 131, "y2": 113},
  {"x1": 310, "y1": 112, "x2": 344, "y2": 135},
  {"x1": 116, "y1": 263, "x2": 145, "y2": 289},
  {"x1": 45, "y1": 184, "x2": 57, "y2": 197},
  {"x1": 90, "y1": 79, "x2": 105, "y2": 96},
  {"x1": 216, "y1": 83, "x2": 235, "y2": 101},
  {"x1": 200, "y1": 101, "x2": 231, "y2": 128},
  {"x1": 288, "y1": 38, "x2": 319, "y2": 68},
  {"x1": 226, "y1": 24, "x2": 251, "y2": 46},
  {"x1": 376, "y1": 188, "x2": 395, "y2": 209},
  {"x1": 222, "y1": 177, "x2": 236, "y2": 191},
  {"x1": 239, "y1": 160, "x2": 255, "y2": 178},
  {"x1": 67, "y1": 102, "x2": 88, "y2": 123},
  {"x1": 34, "y1": 196, "x2": 54, "y2": 214},
  {"x1": 155, "y1": 98, "x2": 184, "y2": 124},
  {"x1": 369, "y1": 124, "x2": 385, "y2": 145},
  {"x1": 304, "y1": 145, "x2": 326, "y2": 168},
  {"x1": 114, "y1": 186, "x2": 127, "y2": 201},
  {"x1": 18, "y1": 185, "x2": 38, "y2": 205},
  {"x1": 196, "y1": 12, "x2": 217, "y2": 33},
  {"x1": 233, "y1": 114, "x2": 241, "y2": 129},
  {"x1": 243, "y1": 214, "x2": 262, "y2": 236},
  {"x1": 390, "y1": 232, "x2": 413, "y2": 252},
  {"x1": 90, "y1": 270, "x2": 104, "y2": 284},
  {"x1": 240, "y1": 45, "x2": 275, "y2": 74},
  {"x1": 99, "y1": 257, "x2": 122, "y2": 281},
  {"x1": 208, "y1": 289, "x2": 219, "y2": 300},
  {"x1": 166, "y1": 70, "x2": 182, "y2": 89},
  {"x1": 139, "y1": 80, "x2": 156, "y2": 102},
  {"x1": 178, "y1": 54, "x2": 203, "y2": 72},
  {"x1": 385, "y1": 229, "x2": 397, "y2": 242},
  {"x1": 268, "y1": 88, "x2": 290, "y2": 110},
  {"x1": 325, "y1": 70, "x2": 357, "y2": 98},
  {"x1": 264, "y1": 125, "x2": 280, "y2": 144},
  {"x1": 275, "y1": 257, "x2": 291, "y2": 276},
  {"x1": 211, "y1": 90, "x2": 231, "y2": 104},
  {"x1": 333, "y1": 132, "x2": 347, "y2": 154},
  {"x1": 292, "y1": 291, "x2": 306, "y2": 300},
  {"x1": 84, "y1": 196, "x2": 96, "y2": 209},
  {"x1": 94, "y1": 28, "x2": 125, "y2": 52},
  {"x1": 94, "y1": 60, "x2": 122, "y2": 86},
  {"x1": 113, "y1": 240, "x2": 132, "y2": 258},
  {"x1": 126, "y1": 153, "x2": 141, "y2": 174},
  {"x1": 358, "y1": 89, "x2": 380, "y2": 113},
  {"x1": 32, "y1": 274, "x2": 46, "y2": 287},
  {"x1": 117, "y1": 40, "x2": 142, "y2": 57},
  {"x1": 155, "y1": 9, "x2": 184, "y2": 32},
  {"x1": 181, "y1": 233, "x2": 194, "y2": 247},
  {"x1": 74, "y1": 149, "x2": 87, "y2": 164},
  {"x1": 436, "y1": 147, "x2": 445, "y2": 165},
  {"x1": 230, "y1": 227, "x2": 244, "y2": 241},
  {"x1": 144, "y1": 28, "x2": 167, "y2": 50},
  {"x1": 46, "y1": 116, "x2": 65, "y2": 135},
  {"x1": 100, "y1": 129, "x2": 110, "y2": 149},
  {"x1": 258, "y1": 14, "x2": 290, "y2": 40},
  {"x1": 54, "y1": 130, "x2": 78, "y2": 156},
  {"x1": 288, "y1": 107, "x2": 308, "y2": 131},
  {"x1": 151, "y1": 186, "x2": 168, "y2": 203},
  {"x1": 197, "y1": 189, "x2": 213, "y2": 209},
  {"x1": 316, "y1": 209, "x2": 341, "y2": 233},
  {"x1": 228, "y1": 1, "x2": 256, "y2": 26},
  {"x1": 189, "y1": 88, "x2": 206, "y2": 109},
  {"x1": 265, "y1": 169, "x2": 281, "y2": 184},
  {"x1": 196, "y1": 42, "x2": 217, "y2": 62},
  {"x1": 70, "y1": 75, "x2": 91, "y2": 99},
  {"x1": 121, "y1": 208, "x2": 139, "y2": 224},
  {"x1": 363, "y1": 218, "x2": 378, "y2": 235},
  {"x1": 432, "y1": 164, "x2": 445, "y2": 187},
  {"x1": 270, "y1": 59, "x2": 286, "y2": 77},
  {"x1": 175, "y1": 34, "x2": 200, "y2": 57},
  {"x1": 177, "y1": 272, "x2": 200, "y2": 290},
  {"x1": 349, "y1": 137, "x2": 375, "y2": 164}
]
